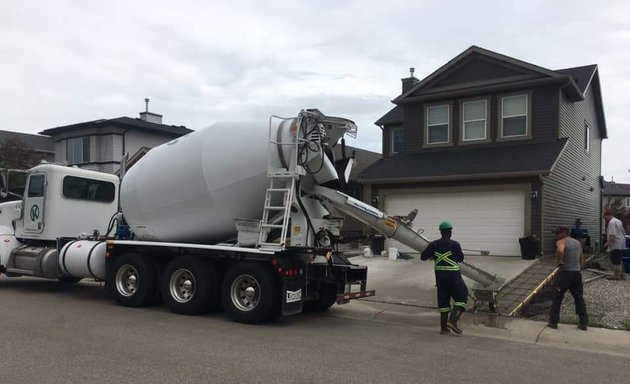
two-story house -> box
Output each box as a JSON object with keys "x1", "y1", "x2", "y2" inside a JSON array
[
  {"x1": 360, "y1": 46, "x2": 607, "y2": 256},
  {"x1": 39, "y1": 108, "x2": 193, "y2": 174},
  {"x1": 602, "y1": 180, "x2": 630, "y2": 233}
]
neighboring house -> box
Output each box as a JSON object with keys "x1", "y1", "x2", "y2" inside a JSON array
[
  {"x1": 602, "y1": 180, "x2": 630, "y2": 232},
  {"x1": 360, "y1": 46, "x2": 607, "y2": 256},
  {"x1": 39, "y1": 110, "x2": 193, "y2": 174},
  {"x1": 0, "y1": 129, "x2": 55, "y2": 163},
  {"x1": 332, "y1": 144, "x2": 382, "y2": 235}
]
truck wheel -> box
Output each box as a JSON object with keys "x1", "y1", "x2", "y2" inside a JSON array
[
  {"x1": 303, "y1": 283, "x2": 338, "y2": 313},
  {"x1": 161, "y1": 256, "x2": 218, "y2": 315},
  {"x1": 221, "y1": 262, "x2": 279, "y2": 324},
  {"x1": 107, "y1": 254, "x2": 160, "y2": 307}
]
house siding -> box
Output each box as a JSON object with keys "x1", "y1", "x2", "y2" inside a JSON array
[
  {"x1": 429, "y1": 57, "x2": 527, "y2": 89},
  {"x1": 541, "y1": 90, "x2": 602, "y2": 252},
  {"x1": 124, "y1": 131, "x2": 173, "y2": 158}
]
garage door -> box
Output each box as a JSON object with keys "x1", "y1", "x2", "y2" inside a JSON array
[{"x1": 384, "y1": 190, "x2": 526, "y2": 256}]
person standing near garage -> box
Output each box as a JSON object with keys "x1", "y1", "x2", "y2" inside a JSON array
[{"x1": 421, "y1": 221, "x2": 468, "y2": 335}]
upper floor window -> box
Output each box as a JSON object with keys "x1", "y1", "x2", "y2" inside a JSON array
[
  {"x1": 584, "y1": 120, "x2": 590, "y2": 153},
  {"x1": 426, "y1": 104, "x2": 450, "y2": 145},
  {"x1": 500, "y1": 94, "x2": 528, "y2": 138},
  {"x1": 391, "y1": 126, "x2": 403, "y2": 154},
  {"x1": 626, "y1": 197, "x2": 630, "y2": 208},
  {"x1": 461, "y1": 99, "x2": 488, "y2": 141},
  {"x1": 67, "y1": 137, "x2": 90, "y2": 164}
]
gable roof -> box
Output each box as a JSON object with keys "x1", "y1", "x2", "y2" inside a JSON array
[
  {"x1": 374, "y1": 106, "x2": 403, "y2": 126},
  {"x1": 359, "y1": 138, "x2": 567, "y2": 183},
  {"x1": 0, "y1": 129, "x2": 55, "y2": 153},
  {"x1": 392, "y1": 46, "x2": 585, "y2": 106},
  {"x1": 39, "y1": 116, "x2": 192, "y2": 137},
  {"x1": 603, "y1": 181, "x2": 630, "y2": 196},
  {"x1": 556, "y1": 64, "x2": 597, "y2": 94}
]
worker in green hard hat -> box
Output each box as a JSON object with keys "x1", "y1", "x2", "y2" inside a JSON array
[{"x1": 421, "y1": 220, "x2": 468, "y2": 335}]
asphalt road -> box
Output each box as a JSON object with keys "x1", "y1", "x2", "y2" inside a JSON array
[{"x1": 0, "y1": 277, "x2": 627, "y2": 384}]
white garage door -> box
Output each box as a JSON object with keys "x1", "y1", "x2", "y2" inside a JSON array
[{"x1": 384, "y1": 190, "x2": 526, "y2": 256}]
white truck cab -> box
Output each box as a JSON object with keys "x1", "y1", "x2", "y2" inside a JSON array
[{"x1": 0, "y1": 163, "x2": 119, "y2": 277}]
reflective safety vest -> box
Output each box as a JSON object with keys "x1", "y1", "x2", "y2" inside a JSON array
[{"x1": 433, "y1": 250, "x2": 460, "y2": 271}]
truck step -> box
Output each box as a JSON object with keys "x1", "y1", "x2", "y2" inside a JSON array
[
  {"x1": 263, "y1": 205, "x2": 287, "y2": 210},
  {"x1": 261, "y1": 224, "x2": 284, "y2": 229}
]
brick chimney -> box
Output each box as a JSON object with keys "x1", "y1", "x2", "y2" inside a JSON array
[
  {"x1": 139, "y1": 98, "x2": 163, "y2": 124},
  {"x1": 401, "y1": 67, "x2": 419, "y2": 93}
]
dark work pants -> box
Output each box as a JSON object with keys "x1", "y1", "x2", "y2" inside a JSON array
[
  {"x1": 436, "y1": 274, "x2": 468, "y2": 311},
  {"x1": 549, "y1": 271, "x2": 588, "y2": 326}
]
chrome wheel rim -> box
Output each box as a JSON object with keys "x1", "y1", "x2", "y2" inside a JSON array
[
  {"x1": 230, "y1": 274, "x2": 260, "y2": 312},
  {"x1": 169, "y1": 268, "x2": 196, "y2": 303},
  {"x1": 115, "y1": 264, "x2": 139, "y2": 297}
]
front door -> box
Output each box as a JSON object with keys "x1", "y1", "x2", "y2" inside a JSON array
[{"x1": 23, "y1": 173, "x2": 46, "y2": 233}]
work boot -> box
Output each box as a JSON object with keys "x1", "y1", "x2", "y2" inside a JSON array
[
  {"x1": 606, "y1": 265, "x2": 621, "y2": 280},
  {"x1": 620, "y1": 264, "x2": 627, "y2": 280},
  {"x1": 440, "y1": 312, "x2": 450, "y2": 335},
  {"x1": 547, "y1": 322, "x2": 558, "y2": 329},
  {"x1": 577, "y1": 324, "x2": 588, "y2": 331},
  {"x1": 447, "y1": 307, "x2": 463, "y2": 334}
]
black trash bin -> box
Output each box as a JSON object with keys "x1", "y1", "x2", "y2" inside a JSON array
[
  {"x1": 370, "y1": 235, "x2": 385, "y2": 256},
  {"x1": 519, "y1": 235, "x2": 540, "y2": 260}
]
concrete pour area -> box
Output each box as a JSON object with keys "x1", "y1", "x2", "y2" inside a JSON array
[
  {"x1": 350, "y1": 253, "x2": 535, "y2": 308},
  {"x1": 329, "y1": 253, "x2": 630, "y2": 357}
]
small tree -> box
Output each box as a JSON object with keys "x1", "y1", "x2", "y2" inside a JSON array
[{"x1": 0, "y1": 138, "x2": 43, "y2": 169}]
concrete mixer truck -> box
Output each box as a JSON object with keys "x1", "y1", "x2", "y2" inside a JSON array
[{"x1": 0, "y1": 109, "x2": 502, "y2": 324}]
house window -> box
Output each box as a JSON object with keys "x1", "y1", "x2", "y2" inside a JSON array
[
  {"x1": 500, "y1": 94, "x2": 528, "y2": 137},
  {"x1": 426, "y1": 105, "x2": 450, "y2": 145},
  {"x1": 626, "y1": 197, "x2": 630, "y2": 208},
  {"x1": 67, "y1": 137, "x2": 90, "y2": 164},
  {"x1": 584, "y1": 120, "x2": 590, "y2": 153},
  {"x1": 462, "y1": 100, "x2": 487, "y2": 141},
  {"x1": 391, "y1": 127, "x2": 403, "y2": 154}
]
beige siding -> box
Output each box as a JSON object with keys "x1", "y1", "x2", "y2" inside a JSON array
[{"x1": 124, "y1": 131, "x2": 173, "y2": 157}]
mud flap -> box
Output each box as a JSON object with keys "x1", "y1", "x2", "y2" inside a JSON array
[{"x1": 282, "y1": 279, "x2": 304, "y2": 316}]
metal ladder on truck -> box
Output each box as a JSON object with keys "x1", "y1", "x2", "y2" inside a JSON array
[{"x1": 257, "y1": 114, "x2": 304, "y2": 250}]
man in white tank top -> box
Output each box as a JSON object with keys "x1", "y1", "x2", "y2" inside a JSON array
[{"x1": 548, "y1": 226, "x2": 588, "y2": 330}]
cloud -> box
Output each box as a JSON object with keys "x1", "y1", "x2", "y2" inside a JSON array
[{"x1": 0, "y1": 0, "x2": 628, "y2": 180}]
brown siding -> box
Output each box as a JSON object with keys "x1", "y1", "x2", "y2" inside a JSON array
[
  {"x1": 531, "y1": 87, "x2": 559, "y2": 141},
  {"x1": 541, "y1": 91, "x2": 603, "y2": 252},
  {"x1": 403, "y1": 105, "x2": 423, "y2": 150},
  {"x1": 430, "y1": 56, "x2": 527, "y2": 89}
]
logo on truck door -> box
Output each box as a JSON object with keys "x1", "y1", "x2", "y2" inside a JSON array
[{"x1": 30, "y1": 204, "x2": 40, "y2": 222}]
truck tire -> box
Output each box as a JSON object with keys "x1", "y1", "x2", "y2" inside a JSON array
[
  {"x1": 107, "y1": 254, "x2": 160, "y2": 307},
  {"x1": 221, "y1": 262, "x2": 279, "y2": 324},
  {"x1": 302, "y1": 283, "x2": 338, "y2": 313},
  {"x1": 161, "y1": 256, "x2": 219, "y2": 315}
]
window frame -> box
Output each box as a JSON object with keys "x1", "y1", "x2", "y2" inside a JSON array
[
  {"x1": 390, "y1": 126, "x2": 404, "y2": 154},
  {"x1": 66, "y1": 136, "x2": 90, "y2": 164},
  {"x1": 424, "y1": 103, "x2": 452, "y2": 147},
  {"x1": 626, "y1": 196, "x2": 630, "y2": 208},
  {"x1": 62, "y1": 175, "x2": 116, "y2": 203},
  {"x1": 459, "y1": 97, "x2": 491, "y2": 144},
  {"x1": 498, "y1": 92, "x2": 532, "y2": 141},
  {"x1": 584, "y1": 120, "x2": 590, "y2": 154}
]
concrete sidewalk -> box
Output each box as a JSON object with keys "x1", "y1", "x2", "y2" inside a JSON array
[{"x1": 331, "y1": 254, "x2": 630, "y2": 357}]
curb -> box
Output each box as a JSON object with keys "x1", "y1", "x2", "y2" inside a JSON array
[{"x1": 329, "y1": 300, "x2": 630, "y2": 357}]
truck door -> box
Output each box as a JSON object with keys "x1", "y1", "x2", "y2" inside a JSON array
[{"x1": 23, "y1": 173, "x2": 46, "y2": 233}]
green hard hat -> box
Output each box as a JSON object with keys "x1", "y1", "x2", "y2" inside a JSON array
[{"x1": 439, "y1": 221, "x2": 453, "y2": 231}]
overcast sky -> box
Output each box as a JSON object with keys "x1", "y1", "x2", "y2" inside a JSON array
[{"x1": 1, "y1": 0, "x2": 629, "y2": 182}]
